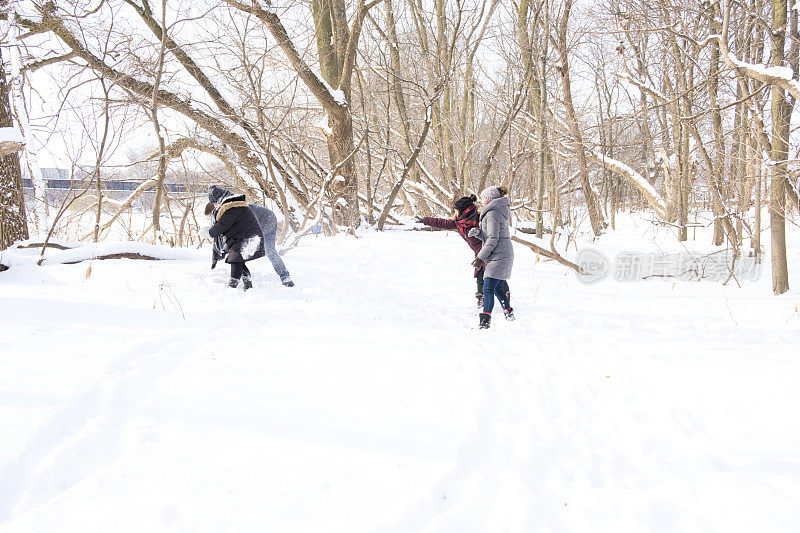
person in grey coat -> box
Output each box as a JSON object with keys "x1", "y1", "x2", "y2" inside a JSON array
[
  {"x1": 468, "y1": 185, "x2": 514, "y2": 329},
  {"x1": 207, "y1": 185, "x2": 294, "y2": 287}
]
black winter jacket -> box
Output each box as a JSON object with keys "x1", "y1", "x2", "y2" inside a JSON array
[{"x1": 209, "y1": 194, "x2": 266, "y2": 263}]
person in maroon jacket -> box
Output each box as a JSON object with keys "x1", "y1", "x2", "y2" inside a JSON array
[{"x1": 416, "y1": 194, "x2": 506, "y2": 308}]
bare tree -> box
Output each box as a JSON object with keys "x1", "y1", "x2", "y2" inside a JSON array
[
  {"x1": 555, "y1": 0, "x2": 604, "y2": 236},
  {"x1": 0, "y1": 45, "x2": 28, "y2": 250},
  {"x1": 768, "y1": 0, "x2": 791, "y2": 294},
  {"x1": 223, "y1": 0, "x2": 383, "y2": 227}
]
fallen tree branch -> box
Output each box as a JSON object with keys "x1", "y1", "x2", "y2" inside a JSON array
[
  {"x1": 79, "y1": 178, "x2": 157, "y2": 241},
  {"x1": 34, "y1": 242, "x2": 197, "y2": 266},
  {"x1": 516, "y1": 226, "x2": 553, "y2": 235},
  {"x1": 18, "y1": 242, "x2": 72, "y2": 250},
  {"x1": 61, "y1": 252, "x2": 160, "y2": 264},
  {"x1": 511, "y1": 235, "x2": 584, "y2": 274}
]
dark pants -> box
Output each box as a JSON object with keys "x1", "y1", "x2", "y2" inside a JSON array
[
  {"x1": 215, "y1": 229, "x2": 289, "y2": 280},
  {"x1": 476, "y1": 267, "x2": 485, "y2": 294},
  {"x1": 230, "y1": 262, "x2": 251, "y2": 280},
  {"x1": 264, "y1": 227, "x2": 289, "y2": 279},
  {"x1": 482, "y1": 277, "x2": 510, "y2": 314}
]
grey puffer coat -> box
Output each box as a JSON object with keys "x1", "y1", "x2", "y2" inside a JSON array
[
  {"x1": 475, "y1": 196, "x2": 514, "y2": 280},
  {"x1": 251, "y1": 205, "x2": 278, "y2": 237}
]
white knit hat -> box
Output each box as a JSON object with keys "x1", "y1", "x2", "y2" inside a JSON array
[{"x1": 480, "y1": 186, "x2": 502, "y2": 203}]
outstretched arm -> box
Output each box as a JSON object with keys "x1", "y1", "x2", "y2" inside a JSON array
[{"x1": 420, "y1": 216, "x2": 458, "y2": 231}]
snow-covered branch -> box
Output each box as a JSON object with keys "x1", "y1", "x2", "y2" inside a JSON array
[
  {"x1": 79, "y1": 179, "x2": 158, "y2": 241},
  {"x1": 711, "y1": 0, "x2": 800, "y2": 101},
  {"x1": 587, "y1": 151, "x2": 668, "y2": 219},
  {"x1": 222, "y1": 0, "x2": 348, "y2": 116},
  {"x1": 377, "y1": 99, "x2": 435, "y2": 230}
]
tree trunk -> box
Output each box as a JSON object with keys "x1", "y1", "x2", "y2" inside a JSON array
[
  {"x1": 753, "y1": 145, "x2": 762, "y2": 263},
  {"x1": 556, "y1": 0, "x2": 603, "y2": 236},
  {"x1": 709, "y1": 2, "x2": 726, "y2": 245},
  {"x1": 435, "y1": 0, "x2": 460, "y2": 194},
  {"x1": 517, "y1": 0, "x2": 552, "y2": 237},
  {"x1": 0, "y1": 47, "x2": 28, "y2": 250},
  {"x1": 536, "y1": 13, "x2": 552, "y2": 238},
  {"x1": 226, "y1": 0, "x2": 368, "y2": 227},
  {"x1": 770, "y1": 0, "x2": 790, "y2": 294},
  {"x1": 383, "y1": 0, "x2": 413, "y2": 159}
]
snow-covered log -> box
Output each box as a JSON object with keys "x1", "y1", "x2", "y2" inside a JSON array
[{"x1": 25, "y1": 242, "x2": 195, "y2": 267}]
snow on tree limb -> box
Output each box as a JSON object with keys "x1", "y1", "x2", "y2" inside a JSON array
[
  {"x1": 510, "y1": 235, "x2": 584, "y2": 275},
  {"x1": 514, "y1": 83, "x2": 668, "y2": 220},
  {"x1": 413, "y1": 160, "x2": 454, "y2": 206},
  {"x1": 222, "y1": 0, "x2": 348, "y2": 116},
  {"x1": 587, "y1": 151, "x2": 668, "y2": 219},
  {"x1": 613, "y1": 72, "x2": 669, "y2": 105},
  {"x1": 715, "y1": 41, "x2": 800, "y2": 101},
  {"x1": 708, "y1": 0, "x2": 800, "y2": 101},
  {"x1": 402, "y1": 180, "x2": 451, "y2": 213}
]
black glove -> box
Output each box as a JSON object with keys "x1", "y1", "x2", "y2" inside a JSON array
[
  {"x1": 414, "y1": 215, "x2": 424, "y2": 223},
  {"x1": 471, "y1": 257, "x2": 484, "y2": 268},
  {"x1": 211, "y1": 250, "x2": 223, "y2": 270}
]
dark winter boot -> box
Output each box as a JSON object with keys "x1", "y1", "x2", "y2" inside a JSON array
[
  {"x1": 503, "y1": 307, "x2": 515, "y2": 321},
  {"x1": 479, "y1": 312, "x2": 491, "y2": 329},
  {"x1": 476, "y1": 292, "x2": 484, "y2": 308},
  {"x1": 242, "y1": 276, "x2": 253, "y2": 291},
  {"x1": 227, "y1": 277, "x2": 239, "y2": 288},
  {"x1": 280, "y1": 273, "x2": 295, "y2": 287}
]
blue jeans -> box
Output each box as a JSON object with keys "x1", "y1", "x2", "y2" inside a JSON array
[
  {"x1": 482, "y1": 277, "x2": 510, "y2": 314},
  {"x1": 264, "y1": 227, "x2": 289, "y2": 279}
]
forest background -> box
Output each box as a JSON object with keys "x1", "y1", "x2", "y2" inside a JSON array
[{"x1": 1, "y1": 0, "x2": 799, "y2": 294}]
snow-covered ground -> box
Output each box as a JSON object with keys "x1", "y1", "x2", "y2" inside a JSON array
[{"x1": 1, "y1": 218, "x2": 799, "y2": 532}]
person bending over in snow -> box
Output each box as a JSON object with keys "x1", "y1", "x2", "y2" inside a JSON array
[
  {"x1": 201, "y1": 190, "x2": 265, "y2": 290},
  {"x1": 468, "y1": 185, "x2": 514, "y2": 329},
  {"x1": 206, "y1": 185, "x2": 294, "y2": 287},
  {"x1": 414, "y1": 194, "x2": 497, "y2": 308}
]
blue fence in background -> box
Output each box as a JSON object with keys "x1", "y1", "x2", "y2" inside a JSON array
[{"x1": 23, "y1": 178, "x2": 198, "y2": 193}]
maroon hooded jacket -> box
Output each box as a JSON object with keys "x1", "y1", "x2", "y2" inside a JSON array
[{"x1": 421, "y1": 204, "x2": 482, "y2": 256}]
